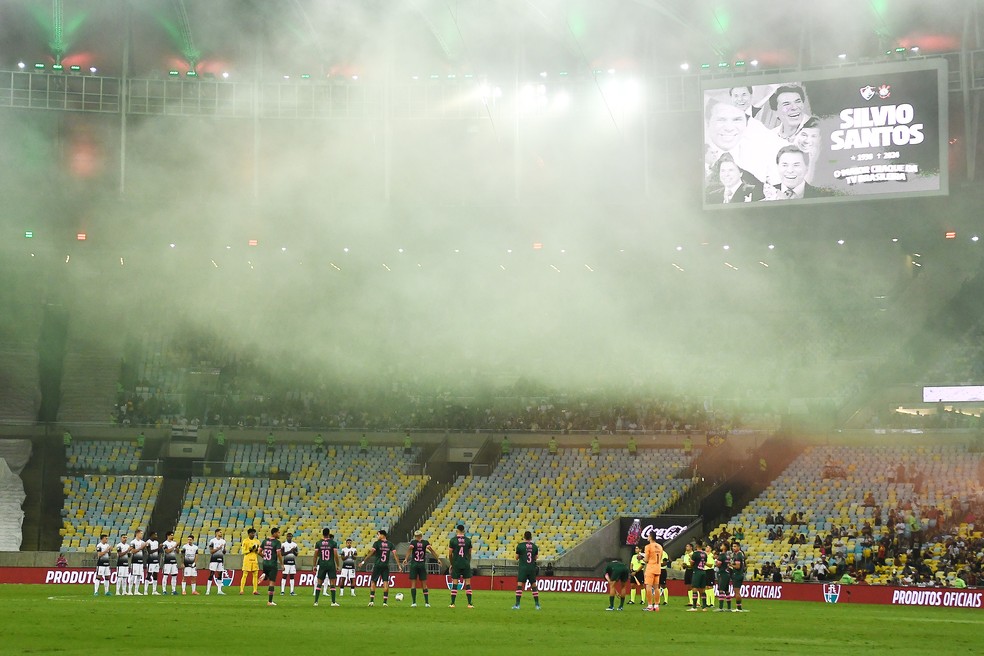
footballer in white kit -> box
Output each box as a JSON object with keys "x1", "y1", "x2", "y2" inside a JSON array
[
  {"x1": 281, "y1": 534, "x2": 299, "y2": 595},
  {"x1": 181, "y1": 535, "x2": 200, "y2": 595},
  {"x1": 162, "y1": 531, "x2": 179, "y2": 595},
  {"x1": 338, "y1": 539, "x2": 358, "y2": 595},
  {"x1": 206, "y1": 529, "x2": 227, "y2": 595},
  {"x1": 115, "y1": 535, "x2": 131, "y2": 595},
  {"x1": 94, "y1": 534, "x2": 112, "y2": 596},
  {"x1": 129, "y1": 530, "x2": 147, "y2": 595},
  {"x1": 145, "y1": 531, "x2": 161, "y2": 594}
]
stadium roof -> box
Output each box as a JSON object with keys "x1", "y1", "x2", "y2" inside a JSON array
[{"x1": 0, "y1": 0, "x2": 973, "y2": 79}]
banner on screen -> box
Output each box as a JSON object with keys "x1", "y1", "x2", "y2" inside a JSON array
[
  {"x1": 701, "y1": 59, "x2": 947, "y2": 208},
  {"x1": 621, "y1": 516, "x2": 697, "y2": 546},
  {"x1": 923, "y1": 386, "x2": 984, "y2": 403}
]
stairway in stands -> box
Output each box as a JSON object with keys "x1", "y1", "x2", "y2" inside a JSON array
[
  {"x1": 21, "y1": 434, "x2": 66, "y2": 551},
  {"x1": 147, "y1": 458, "x2": 192, "y2": 535}
]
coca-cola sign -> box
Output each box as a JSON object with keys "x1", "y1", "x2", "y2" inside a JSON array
[{"x1": 621, "y1": 516, "x2": 697, "y2": 546}]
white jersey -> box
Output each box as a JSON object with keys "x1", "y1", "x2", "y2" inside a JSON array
[
  {"x1": 115, "y1": 542, "x2": 131, "y2": 567},
  {"x1": 181, "y1": 543, "x2": 200, "y2": 568},
  {"x1": 96, "y1": 542, "x2": 112, "y2": 568},
  {"x1": 129, "y1": 538, "x2": 147, "y2": 564},
  {"x1": 207, "y1": 537, "x2": 227, "y2": 562},
  {"x1": 341, "y1": 547, "x2": 358, "y2": 570},
  {"x1": 282, "y1": 541, "x2": 299, "y2": 566},
  {"x1": 146, "y1": 539, "x2": 160, "y2": 569}
]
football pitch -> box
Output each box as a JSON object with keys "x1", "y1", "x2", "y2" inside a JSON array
[{"x1": 7, "y1": 585, "x2": 983, "y2": 655}]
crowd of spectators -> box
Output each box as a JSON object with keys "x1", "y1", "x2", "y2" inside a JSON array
[{"x1": 704, "y1": 460, "x2": 984, "y2": 588}]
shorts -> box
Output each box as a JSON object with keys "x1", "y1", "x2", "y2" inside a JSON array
[
  {"x1": 242, "y1": 560, "x2": 259, "y2": 573},
  {"x1": 691, "y1": 569, "x2": 706, "y2": 589},
  {"x1": 261, "y1": 565, "x2": 279, "y2": 583},
  {"x1": 716, "y1": 577, "x2": 733, "y2": 598},
  {"x1": 316, "y1": 562, "x2": 337, "y2": 582},
  {"x1": 644, "y1": 570, "x2": 660, "y2": 587},
  {"x1": 163, "y1": 564, "x2": 178, "y2": 576},
  {"x1": 683, "y1": 568, "x2": 694, "y2": 586},
  {"x1": 130, "y1": 564, "x2": 144, "y2": 578},
  {"x1": 209, "y1": 561, "x2": 224, "y2": 572},
  {"x1": 283, "y1": 564, "x2": 297, "y2": 575},
  {"x1": 729, "y1": 570, "x2": 745, "y2": 589},
  {"x1": 659, "y1": 570, "x2": 668, "y2": 586},
  {"x1": 338, "y1": 567, "x2": 355, "y2": 581},
  {"x1": 117, "y1": 566, "x2": 130, "y2": 578},
  {"x1": 450, "y1": 563, "x2": 471, "y2": 580},
  {"x1": 630, "y1": 571, "x2": 644, "y2": 585},
  {"x1": 97, "y1": 566, "x2": 111, "y2": 578},
  {"x1": 371, "y1": 566, "x2": 391, "y2": 586},
  {"x1": 408, "y1": 564, "x2": 428, "y2": 581},
  {"x1": 609, "y1": 571, "x2": 629, "y2": 583},
  {"x1": 517, "y1": 566, "x2": 537, "y2": 586},
  {"x1": 148, "y1": 564, "x2": 160, "y2": 575},
  {"x1": 183, "y1": 567, "x2": 197, "y2": 578}
]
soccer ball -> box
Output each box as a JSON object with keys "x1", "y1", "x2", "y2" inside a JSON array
[{"x1": 394, "y1": 593, "x2": 404, "y2": 601}]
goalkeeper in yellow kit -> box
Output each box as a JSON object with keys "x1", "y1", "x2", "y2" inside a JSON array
[{"x1": 240, "y1": 528, "x2": 261, "y2": 595}]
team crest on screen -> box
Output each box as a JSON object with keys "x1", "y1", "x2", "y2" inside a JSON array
[
  {"x1": 878, "y1": 84, "x2": 891, "y2": 99},
  {"x1": 445, "y1": 575, "x2": 464, "y2": 591},
  {"x1": 859, "y1": 85, "x2": 876, "y2": 101},
  {"x1": 823, "y1": 583, "x2": 842, "y2": 604}
]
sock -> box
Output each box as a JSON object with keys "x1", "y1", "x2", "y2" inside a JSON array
[
  {"x1": 727, "y1": 600, "x2": 732, "y2": 610},
  {"x1": 532, "y1": 590, "x2": 540, "y2": 608},
  {"x1": 719, "y1": 598, "x2": 724, "y2": 609},
  {"x1": 630, "y1": 589, "x2": 636, "y2": 602},
  {"x1": 207, "y1": 578, "x2": 213, "y2": 594},
  {"x1": 424, "y1": 588, "x2": 430, "y2": 604},
  {"x1": 330, "y1": 586, "x2": 336, "y2": 603},
  {"x1": 94, "y1": 578, "x2": 100, "y2": 595},
  {"x1": 252, "y1": 573, "x2": 258, "y2": 593},
  {"x1": 181, "y1": 580, "x2": 187, "y2": 593},
  {"x1": 314, "y1": 584, "x2": 322, "y2": 603},
  {"x1": 618, "y1": 595, "x2": 624, "y2": 609},
  {"x1": 370, "y1": 589, "x2": 376, "y2": 603},
  {"x1": 383, "y1": 591, "x2": 389, "y2": 604},
  {"x1": 466, "y1": 587, "x2": 472, "y2": 605},
  {"x1": 661, "y1": 588, "x2": 668, "y2": 603},
  {"x1": 191, "y1": 582, "x2": 197, "y2": 593},
  {"x1": 736, "y1": 600, "x2": 743, "y2": 610},
  {"x1": 514, "y1": 588, "x2": 521, "y2": 606},
  {"x1": 104, "y1": 579, "x2": 110, "y2": 593},
  {"x1": 144, "y1": 578, "x2": 149, "y2": 594},
  {"x1": 290, "y1": 578, "x2": 295, "y2": 593},
  {"x1": 281, "y1": 578, "x2": 286, "y2": 593},
  {"x1": 411, "y1": 588, "x2": 417, "y2": 603},
  {"x1": 268, "y1": 584, "x2": 274, "y2": 602},
  {"x1": 450, "y1": 589, "x2": 457, "y2": 605},
  {"x1": 608, "y1": 595, "x2": 615, "y2": 608}
]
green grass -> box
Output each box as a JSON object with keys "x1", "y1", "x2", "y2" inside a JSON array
[{"x1": 7, "y1": 585, "x2": 984, "y2": 655}]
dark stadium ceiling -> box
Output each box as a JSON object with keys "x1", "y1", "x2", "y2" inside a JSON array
[{"x1": 0, "y1": 0, "x2": 973, "y2": 79}]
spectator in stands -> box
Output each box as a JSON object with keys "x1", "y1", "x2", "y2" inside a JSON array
[
  {"x1": 813, "y1": 535, "x2": 823, "y2": 549},
  {"x1": 56, "y1": 553, "x2": 68, "y2": 568},
  {"x1": 791, "y1": 566, "x2": 805, "y2": 583},
  {"x1": 775, "y1": 511, "x2": 785, "y2": 525},
  {"x1": 725, "y1": 490, "x2": 734, "y2": 513},
  {"x1": 813, "y1": 558, "x2": 830, "y2": 581},
  {"x1": 501, "y1": 435, "x2": 511, "y2": 457},
  {"x1": 733, "y1": 526, "x2": 744, "y2": 542},
  {"x1": 548, "y1": 436, "x2": 558, "y2": 456},
  {"x1": 360, "y1": 434, "x2": 368, "y2": 453},
  {"x1": 266, "y1": 432, "x2": 275, "y2": 451},
  {"x1": 627, "y1": 436, "x2": 636, "y2": 457},
  {"x1": 216, "y1": 430, "x2": 225, "y2": 447},
  {"x1": 63, "y1": 430, "x2": 72, "y2": 447},
  {"x1": 591, "y1": 436, "x2": 600, "y2": 457},
  {"x1": 683, "y1": 434, "x2": 693, "y2": 456},
  {"x1": 544, "y1": 562, "x2": 554, "y2": 577},
  {"x1": 775, "y1": 566, "x2": 787, "y2": 583},
  {"x1": 403, "y1": 431, "x2": 412, "y2": 455},
  {"x1": 136, "y1": 432, "x2": 145, "y2": 449},
  {"x1": 314, "y1": 433, "x2": 324, "y2": 451},
  {"x1": 839, "y1": 570, "x2": 857, "y2": 585}
]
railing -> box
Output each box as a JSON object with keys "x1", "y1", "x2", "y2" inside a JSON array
[
  {"x1": 190, "y1": 460, "x2": 289, "y2": 478},
  {"x1": 64, "y1": 459, "x2": 162, "y2": 476}
]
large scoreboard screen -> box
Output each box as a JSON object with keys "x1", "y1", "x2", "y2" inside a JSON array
[{"x1": 701, "y1": 59, "x2": 948, "y2": 208}]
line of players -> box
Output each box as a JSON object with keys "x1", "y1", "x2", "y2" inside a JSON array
[
  {"x1": 92, "y1": 523, "x2": 544, "y2": 611},
  {"x1": 604, "y1": 537, "x2": 748, "y2": 613}
]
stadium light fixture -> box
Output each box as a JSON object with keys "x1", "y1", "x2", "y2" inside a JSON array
[
  {"x1": 352, "y1": 75, "x2": 359, "y2": 81},
  {"x1": 168, "y1": 70, "x2": 180, "y2": 77},
  {"x1": 300, "y1": 73, "x2": 311, "y2": 79},
  {"x1": 539, "y1": 71, "x2": 548, "y2": 78},
  {"x1": 891, "y1": 237, "x2": 899, "y2": 242},
  {"x1": 734, "y1": 60, "x2": 745, "y2": 67},
  {"x1": 911, "y1": 46, "x2": 920, "y2": 53},
  {"x1": 76, "y1": 232, "x2": 86, "y2": 241},
  {"x1": 222, "y1": 72, "x2": 229, "y2": 79},
  {"x1": 723, "y1": 244, "x2": 730, "y2": 250},
  {"x1": 675, "y1": 246, "x2": 683, "y2": 251},
  {"x1": 69, "y1": 65, "x2": 81, "y2": 72},
  {"x1": 838, "y1": 53, "x2": 847, "y2": 60},
  {"x1": 768, "y1": 244, "x2": 775, "y2": 250},
  {"x1": 25, "y1": 231, "x2": 33, "y2": 238},
  {"x1": 895, "y1": 47, "x2": 906, "y2": 54},
  {"x1": 34, "y1": 63, "x2": 45, "y2": 70},
  {"x1": 17, "y1": 61, "x2": 25, "y2": 69},
  {"x1": 837, "y1": 239, "x2": 845, "y2": 245},
  {"x1": 972, "y1": 235, "x2": 979, "y2": 242},
  {"x1": 945, "y1": 231, "x2": 956, "y2": 239},
  {"x1": 680, "y1": 63, "x2": 690, "y2": 71},
  {"x1": 717, "y1": 62, "x2": 729, "y2": 68},
  {"x1": 169, "y1": 243, "x2": 176, "y2": 248},
  {"x1": 558, "y1": 71, "x2": 568, "y2": 76},
  {"x1": 750, "y1": 60, "x2": 759, "y2": 67},
  {"x1": 52, "y1": 64, "x2": 63, "y2": 71},
  {"x1": 186, "y1": 70, "x2": 197, "y2": 77},
  {"x1": 89, "y1": 67, "x2": 97, "y2": 74}
]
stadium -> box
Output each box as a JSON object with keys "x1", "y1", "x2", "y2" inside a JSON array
[{"x1": 1, "y1": 0, "x2": 983, "y2": 652}]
